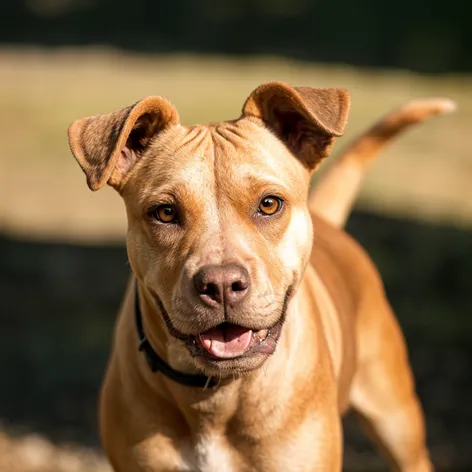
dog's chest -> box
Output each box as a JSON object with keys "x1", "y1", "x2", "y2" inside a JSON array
[
  {"x1": 181, "y1": 434, "x2": 238, "y2": 472},
  {"x1": 179, "y1": 420, "x2": 325, "y2": 472}
]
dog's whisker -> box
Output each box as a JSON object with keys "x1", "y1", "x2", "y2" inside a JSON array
[{"x1": 202, "y1": 376, "x2": 213, "y2": 391}]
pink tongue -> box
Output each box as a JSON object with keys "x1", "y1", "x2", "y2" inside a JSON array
[{"x1": 199, "y1": 325, "x2": 253, "y2": 358}]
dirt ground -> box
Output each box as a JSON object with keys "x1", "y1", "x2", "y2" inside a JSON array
[{"x1": 0, "y1": 430, "x2": 110, "y2": 472}]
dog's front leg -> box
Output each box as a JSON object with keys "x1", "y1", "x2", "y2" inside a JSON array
[
  {"x1": 261, "y1": 399, "x2": 343, "y2": 472},
  {"x1": 349, "y1": 297, "x2": 433, "y2": 472},
  {"x1": 100, "y1": 363, "x2": 194, "y2": 472}
]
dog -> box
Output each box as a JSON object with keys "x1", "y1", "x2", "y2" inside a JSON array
[{"x1": 68, "y1": 82, "x2": 454, "y2": 471}]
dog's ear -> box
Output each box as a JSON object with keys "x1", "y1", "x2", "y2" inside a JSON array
[
  {"x1": 242, "y1": 82, "x2": 350, "y2": 170},
  {"x1": 68, "y1": 97, "x2": 179, "y2": 191}
]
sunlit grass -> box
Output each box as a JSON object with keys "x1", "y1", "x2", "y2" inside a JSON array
[{"x1": 1, "y1": 47, "x2": 470, "y2": 241}]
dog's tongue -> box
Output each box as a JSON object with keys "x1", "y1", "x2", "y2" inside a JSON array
[{"x1": 199, "y1": 324, "x2": 253, "y2": 358}]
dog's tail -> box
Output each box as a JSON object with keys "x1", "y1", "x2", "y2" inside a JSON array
[{"x1": 308, "y1": 98, "x2": 456, "y2": 228}]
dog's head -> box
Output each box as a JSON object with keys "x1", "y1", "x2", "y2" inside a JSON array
[{"x1": 68, "y1": 82, "x2": 349, "y2": 375}]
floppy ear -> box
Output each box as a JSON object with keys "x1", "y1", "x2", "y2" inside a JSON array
[
  {"x1": 242, "y1": 81, "x2": 350, "y2": 170},
  {"x1": 68, "y1": 97, "x2": 179, "y2": 191}
]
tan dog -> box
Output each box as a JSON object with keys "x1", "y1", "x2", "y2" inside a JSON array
[{"x1": 68, "y1": 83, "x2": 454, "y2": 472}]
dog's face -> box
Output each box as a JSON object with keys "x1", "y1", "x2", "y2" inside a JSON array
[
  {"x1": 122, "y1": 121, "x2": 313, "y2": 373},
  {"x1": 68, "y1": 82, "x2": 349, "y2": 375}
]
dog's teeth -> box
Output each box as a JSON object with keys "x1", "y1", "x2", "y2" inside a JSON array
[{"x1": 256, "y1": 329, "x2": 269, "y2": 341}]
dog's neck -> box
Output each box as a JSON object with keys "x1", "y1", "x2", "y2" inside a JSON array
[{"x1": 129, "y1": 274, "x2": 320, "y2": 437}]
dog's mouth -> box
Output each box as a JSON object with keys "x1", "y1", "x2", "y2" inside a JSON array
[
  {"x1": 190, "y1": 319, "x2": 283, "y2": 360},
  {"x1": 198, "y1": 324, "x2": 269, "y2": 358},
  {"x1": 156, "y1": 288, "x2": 291, "y2": 361}
]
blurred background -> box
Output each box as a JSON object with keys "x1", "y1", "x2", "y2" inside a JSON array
[{"x1": 0, "y1": 1, "x2": 471, "y2": 471}]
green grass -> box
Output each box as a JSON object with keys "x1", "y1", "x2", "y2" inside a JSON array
[{"x1": 1, "y1": 47, "x2": 471, "y2": 241}]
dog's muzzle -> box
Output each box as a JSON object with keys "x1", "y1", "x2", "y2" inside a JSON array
[{"x1": 156, "y1": 287, "x2": 292, "y2": 361}]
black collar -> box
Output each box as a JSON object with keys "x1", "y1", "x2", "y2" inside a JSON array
[{"x1": 134, "y1": 282, "x2": 216, "y2": 388}]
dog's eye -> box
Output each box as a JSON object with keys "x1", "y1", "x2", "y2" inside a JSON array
[
  {"x1": 258, "y1": 196, "x2": 282, "y2": 216},
  {"x1": 152, "y1": 205, "x2": 178, "y2": 223}
]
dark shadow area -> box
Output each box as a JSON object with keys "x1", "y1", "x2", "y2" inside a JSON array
[
  {"x1": 0, "y1": 0, "x2": 470, "y2": 73},
  {"x1": 1, "y1": 210, "x2": 471, "y2": 470}
]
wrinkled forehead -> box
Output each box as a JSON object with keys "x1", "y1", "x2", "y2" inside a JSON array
[{"x1": 129, "y1": 118, "x2": 310, "y2": 203}]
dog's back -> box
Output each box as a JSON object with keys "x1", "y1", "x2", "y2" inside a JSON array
[{"x1": 306, "y1": 98, "x2": 456, "y2": 413}]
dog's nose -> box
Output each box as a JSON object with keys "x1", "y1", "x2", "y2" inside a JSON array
[{"x1": 193, "y1": 264, "x2": 250, "y2": 308}]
